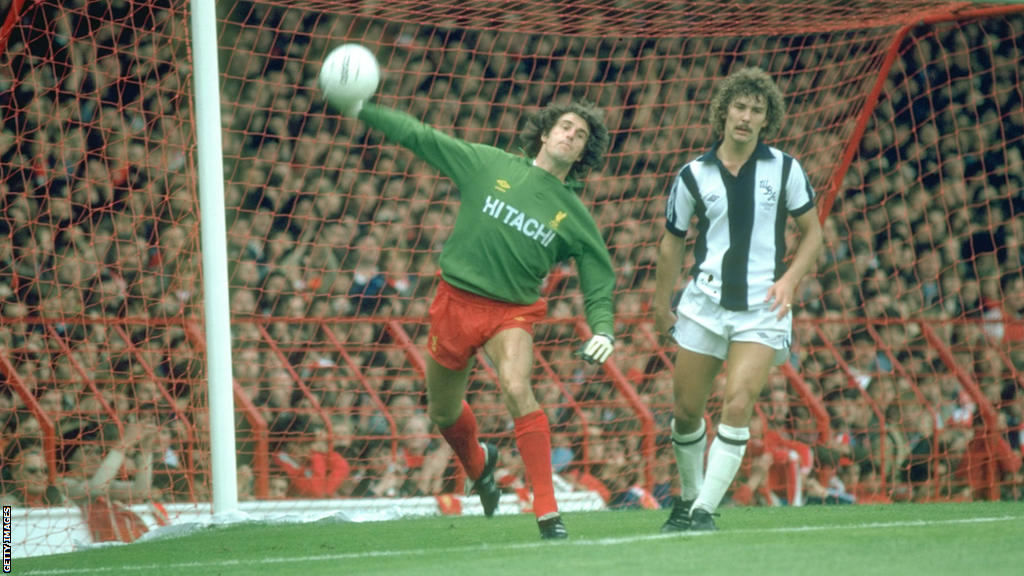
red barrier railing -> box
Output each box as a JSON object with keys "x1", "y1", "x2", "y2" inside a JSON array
[
  {"x1": 0, "y1": 350, "x2": 57, "y2": 484},
  {"x1": 2, "y1": 315, "x2": 1018, "y2": 504},
  {"x1": 574, "y1": 318, "x2": 657, "y2": 493}
]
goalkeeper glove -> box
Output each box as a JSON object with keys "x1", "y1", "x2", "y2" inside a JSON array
[{"x1": 577, "y1": 333, "x2": 615, "y2": 365}]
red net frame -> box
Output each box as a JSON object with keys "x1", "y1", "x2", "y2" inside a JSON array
[{"x1": 1, "y1": 0, "x2": 1023, "y2": 555}]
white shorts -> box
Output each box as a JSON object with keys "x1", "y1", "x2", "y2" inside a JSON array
[{"x1": 670, "y1": 282, "x2": 792, "y2": 366}]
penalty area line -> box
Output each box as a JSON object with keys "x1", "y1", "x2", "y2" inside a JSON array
[{"x1": 20, "y1": 514, "x2": 1024, "y2": 575}]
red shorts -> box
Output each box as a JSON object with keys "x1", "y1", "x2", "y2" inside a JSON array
[{"x1": 427, "y1": 279, "x2": 547, "y2": 370}]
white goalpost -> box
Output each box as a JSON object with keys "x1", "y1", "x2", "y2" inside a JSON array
[{"x1": 190, "y1": 0, "x2": 238, "y2": 516}]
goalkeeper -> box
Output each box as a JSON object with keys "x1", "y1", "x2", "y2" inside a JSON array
[{"x1": 325, "y1": 93, "x2": 615, "y2": 540}]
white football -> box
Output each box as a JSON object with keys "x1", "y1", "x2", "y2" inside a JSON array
[{"x1": 318, "y1": 43, "x2": 380, "y2": 103}]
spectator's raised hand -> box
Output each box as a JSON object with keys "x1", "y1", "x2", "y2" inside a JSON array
[{"x1": 121, "y1": 413, "x2": 161, "y2": 452}]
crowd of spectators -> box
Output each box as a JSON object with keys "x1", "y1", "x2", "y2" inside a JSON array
[{"x1": 1, "y1": 0, "x2": 1022, "y2": 525}]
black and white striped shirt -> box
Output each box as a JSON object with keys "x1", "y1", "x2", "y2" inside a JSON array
[{"x1": 665, "y1": 141, "x2": 816, "y2": 311}]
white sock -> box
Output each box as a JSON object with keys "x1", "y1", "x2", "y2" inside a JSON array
[
  {"x1": 693, "y1": 424, "x2": 749, "y2": 514},
  {"x1": 671, "y1": 418, "x2": 707, "y2": 501}
]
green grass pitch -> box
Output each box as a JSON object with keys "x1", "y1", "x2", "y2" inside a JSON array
[{"x1": 15, "y1": 502, "x2": 1023, "y2": 576}]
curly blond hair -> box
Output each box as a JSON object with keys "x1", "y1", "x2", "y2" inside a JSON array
[{"x1": 709, "y1": 67, "x2": 786, "y2": 141}]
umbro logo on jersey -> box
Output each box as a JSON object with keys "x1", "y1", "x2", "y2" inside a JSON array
[
  {"x1": 705, "y1": 194, "x2": 720, "y2": 203},
  {"x1": 494, "y1": 179, "x2": 511, "y2": 193}
]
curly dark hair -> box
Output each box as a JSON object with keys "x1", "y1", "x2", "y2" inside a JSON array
[
  {"x1": 709, "y1": 67, "x2": 786, "y2": 141},
  {"x1": 518, "y1": 100, "x2": 610, "y2": 181}
]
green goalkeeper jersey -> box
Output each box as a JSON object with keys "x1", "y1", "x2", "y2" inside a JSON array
[{"x1": 359, "y1": 104, "x2": 615, "y2": 336}]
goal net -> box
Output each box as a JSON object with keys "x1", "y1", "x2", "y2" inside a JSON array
[{"x1": 1, "y1": 0, "x2": 1021, "y2": 557}]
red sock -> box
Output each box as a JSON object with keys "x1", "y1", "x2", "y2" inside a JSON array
[
  {"x1": 514, "y1": 410, "x2": 557, "y2": 519},
  {"x1": 439, "y1": 401, "x2": 485, "y2": 480}
]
